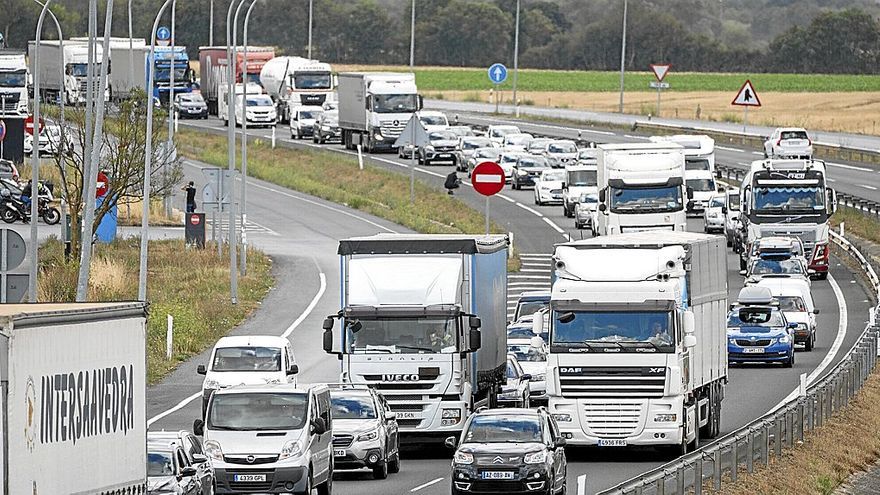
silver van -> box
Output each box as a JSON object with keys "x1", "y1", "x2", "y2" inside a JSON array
[{"x1": 194, "y1": 383, "x2": 333, "y2": 495}]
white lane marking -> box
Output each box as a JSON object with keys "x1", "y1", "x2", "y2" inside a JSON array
[
  {"x1": 577, "y1": 474, "x2": 587, "y2": 495},
  {"x1": 716, "y1": 146, "x2": 746, "y2": 153},
  {"x1": 769, "y1": 272, "x2": 847, "y2": 413},
  {"x1": 827, "y1": 162, "x2": 874, "y2": 172},
  {"x1": 411, "y1": 478, "x2": 444, "y2": 492},
  {"x1": 751, "y1": 151, "x2": 764, "y2": 156},
  {"x1": 861, "y1": 184, "x2": 878, "y2": 191},
  {"x1": 516, "y1": 202, "x2": 544, "y2": 217},
  {"x1": 543, "y1": 217, "x2": 566, "y2": 233},
  {"x1": 623, "y1": 134, "x2": 645, "y2": 140},
  {"x1": 827, "y1": 178, "x2": 837, "y2": 183},
  {"x1": 582, "y1": 129, "x2": 615, "y2": 136},
  {"x1": 146, "y1": 270, "x2": 329, "y2": 427},
  {"x1": 520, "y1": 268, "x2": 551, "y2": 273},
  {"x1": 497, "y1": 194, "x2": 516, "y2": 203}
]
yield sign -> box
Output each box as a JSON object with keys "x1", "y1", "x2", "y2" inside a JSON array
[
  {"x1": 732, "y1": 80, "x2": 761, "y2": 107},
  {"x1": 650, "y1": 64, "x2": 671, "y2": 82},
  {"x1": 393, "y1": 114, "x2": 430, "y2": 149}
]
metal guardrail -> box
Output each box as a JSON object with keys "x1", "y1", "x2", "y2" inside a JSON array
[{"x1": 597, "y1": 231, "x2": 880, "y2": 495}]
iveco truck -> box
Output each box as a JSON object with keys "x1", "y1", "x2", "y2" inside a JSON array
[
  {"x1": 337, "y1": 72, "x2": 421, "y2": 152},
  {"x1": 596, "y1": 143, "x2": 689, "y2": 235},
  {"x1": 28, "y1": 40, "x2": 109, "y2": 105},
  {"x1": 537, "y1": 231, "x2": 728, "y2": 453},
  {"x1": 322, "y1": 234, "x2": 508, "y2": 442},
  {"x1": 739, "y1": 159, "x2": 836, "y2": 278},
  {"x1": 0, "y1": 50, "x2": 30, "y2": 117}
]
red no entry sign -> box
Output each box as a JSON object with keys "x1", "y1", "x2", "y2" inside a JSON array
[
  {"x1": 471, "y1": 161, "x2": 505, "y2": 197},
  {"x1": 96, "y1": 171, "x2": 109, "y2": 198},
  {"x1": 190, "y1": 214, "x2": 201, "y2": 225},
  {"x1": 24, "y1": 115, "x2": 44, "y2": 136}
]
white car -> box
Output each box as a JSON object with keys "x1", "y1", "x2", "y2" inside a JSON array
[
  {"x1": 756, "y1": 277, "x2": 818, "y2": 351},
  {"x1": 764, "y1": 127, "x2": 812, "y2": 159},
  {"x1": 574, "y1": 192, "x2": 599, "y2": 233},
  {"x1": 527, "y1": 138, "x2": 552, "y2": 155},
  {"x1": 497, "y1": 354, "x2": 531, "y2": 408},
  {"x1": 486, "y1": 124, "x2": 521, "y2": 146},
  {"x1": 498, "y1": 150, "x2": 529, "y2": 182},
  {"x1": 455, "y1": 136, "x2": 495, "y2": 172},
  {"x1": 289, "y1": 106, "x2": 323, "y2": 139},
  {"x1": 419, "y1": 110, "x2": 449, "y2": 132},
  {"x1": 562, "y1": 163, "x2": 598, "y2": 218},
  {"x1": 502, "y1": 132, "x2": 534, "y2": 151},
  {"x1": 196, "y1": 335, "x2": 299, "y2": 417},
  {"x1": 686, "y1": 171, "x2": 719, "y2": 216},
  {"x1": 507, "y1": 337, "x2": 548, "y2": 405},
  {"x1": 533, "y1": 169, "x2": 565, "y2": 205},
  {"x1": 543, "y1": 140, "x2": 578, "y2": 168},
  {"x1": 236, "y1": 93, "x2": 277, "y2": 127},
  {"x1": 466, "y1": 147, "x2": 503, "y2": 176},
  {"x1": 576, "y1": 148, "x2": 599, "y2": 165},
  {"x1": 704, "y1": 194, "x2": 726, "y2": 233}
]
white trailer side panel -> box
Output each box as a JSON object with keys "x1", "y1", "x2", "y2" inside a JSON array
[{"x1": 686, "y1": 235, "x2": 728, "y2": 390}]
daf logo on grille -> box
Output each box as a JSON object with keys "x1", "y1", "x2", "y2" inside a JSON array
[
  {"x1": 246, "y1": 455, "x2": 256, "y2": 464},
  {"x1": 493, "y1": 456, "x2": 505, "y2": 464},
  {"x1": 382, "y1": 374, "x2": 419, "y2": 381}
]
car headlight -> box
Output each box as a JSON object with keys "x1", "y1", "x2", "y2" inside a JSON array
[
  {"x1": 204, "y1": 440, "x2": 223, "y2": 461},
  {"x1": 499, "y1": 389, "x2": 519, "y2": 398},
  {"x1": 356, "y1": 429, "x2": 379, "y2": 442},
  {"x1": 777, "y1": 335, "x2": 791, "y2": 344},
  {"x1": 454, "y1": 451, "x2": 474, "y2": 465},
  {"x1": 797, "y1": 323, "x2": 808, "y2": 331},
  {"x1": 654, "y1": 413, "x2": 677, "y2": 423},
  {"x1": 203, "y1": 379, "x2": 221, "y2": 390},
  {"x1": 425, "y1": 145, "x2": 435, "y2": 151},
  {"x1": 729, "y1": 338, "x2": 737, "y2": 345},
  {"x1": 551, "y1": 413, "x2": 571, "y2": 422},
  {"x1": 523, "y1": 451, "x2": 547, "y2": 464},
  {"x1": 517, "y1": 170, "x2": 528, "y2": 176},
  {"x1": 530, "y1": 373, "x2": 545, "y2": 382},
  {"x1": 279, "y1": 440, "x2": 303, "y2": 460}
]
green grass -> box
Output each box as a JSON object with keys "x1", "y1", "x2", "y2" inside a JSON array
[
  {"x1": 38, "y1": 237, "x2": 274, "y2": 384},
  {"x1": 406, "y1": 68, "x2": 880, "y2": 93},
  {"x1": 830, "y1": 206, "x2": 880, "y2": 245}
]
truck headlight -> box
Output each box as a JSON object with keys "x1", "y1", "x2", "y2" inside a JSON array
[
  {"x1": 204, "y1": 440, "x2": 223, "y2": 461},
  {"x1": 453, "y1": 451, "x2": 474, "y2": 465},
  {"x1": 356, "y1": 429, "x2": 379, "y2": 442},
  {"x1": 442, "y1": 409, "x2": 462, "y2": 426},
  {"x1": 374, "y1": 131, "x2": 383, "y2": 140},
  {"x1": 654, "y1": 414, "x2": 677, "y2": 423},
  {"x1": 551, "y1": 413, "x2": 571, "y2": 422},
  {"x1": 523, "y1": 451, "x2": 547, "y2": 464},
  {"x1": 279, "y1": 440, "x2": 303, "y2": 460}
]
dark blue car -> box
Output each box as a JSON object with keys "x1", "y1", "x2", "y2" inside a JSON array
[{"x1": 727, "y1": 304, "x2": 796, "y2": 367}]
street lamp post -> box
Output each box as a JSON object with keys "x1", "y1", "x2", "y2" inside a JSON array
[
  {"x1": 618, "y1": 0, "x2": 628, "y2": 114},
  {"x1": 226, "y1": 0, "x2": 247, "y2": 304},
  {"x1": 128, "y1": 0, "x2": 134, "y2": 95},
  {"x1": 511, "y1": 0, "x2": 520, "y2": 117},
  {"x1": 209, "y1": 0, "x2": 214, "y2": 45},
  {"x1": 409, "y1": 0, "x2": 415, "y2": 70},
  {"x1": 307, "y1": 0, "x2": 313, "y2": 59},
  {"x1": 240, "y1": 0, "x2": 259, "y2": 276}
]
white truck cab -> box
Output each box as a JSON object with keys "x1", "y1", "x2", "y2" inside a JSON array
[
  {"x1": 0, "y1": 50, "x2": 30, "y2": 117},
  {"x1": 561, "y1": 163, "x2": 598, "y2": 218}
]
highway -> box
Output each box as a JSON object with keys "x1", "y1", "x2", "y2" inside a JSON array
[{"x1": 149, "y1": 113, "x2": 875, "y2": 494}]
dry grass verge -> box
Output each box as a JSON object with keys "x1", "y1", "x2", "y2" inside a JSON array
[
  {"x1": 38, "y1": 237, "x2": 274, "y2": 384},
  {"x1": 830, "y1": 207, "x2": 880, "y2": 246},
  {"x1": 116, "y1": 198, "x2": 184, "y2": 227}
]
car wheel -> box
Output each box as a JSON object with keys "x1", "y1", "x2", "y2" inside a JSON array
[
  {"x1": 373, "y1": 460, "x2": 389, "y2": 480},
  {"x1": 316, "y1": 467, "x2": 332, "y2": 495},
  {"x1": 784, "y1": 353, "x2": 794, "y2": 368},
  {"x1": 388, "y1": 443, "x2": 401, "y2": 474},
  {"x1": 805, "y1": 334, "x2": 814, "y2": 352},
  {"x1": 296, "y1": 473, "x2": 311, "y2": 495}
]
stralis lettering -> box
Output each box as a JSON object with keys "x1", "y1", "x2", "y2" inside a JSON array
[{"x1": 40, "y1": 364, "x2": 136, "y2": 445}]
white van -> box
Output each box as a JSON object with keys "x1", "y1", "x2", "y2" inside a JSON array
[
  {"x1": 756, "y1": 277, "x2": 818, "y2": 351},
  {"x1": 195, "y1": 383, "x2": 333, "y2": 495}
]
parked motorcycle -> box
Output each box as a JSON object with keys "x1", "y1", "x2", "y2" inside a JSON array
[{"x1": 0, "y1": 182, "x2": 61, "y2": 225}]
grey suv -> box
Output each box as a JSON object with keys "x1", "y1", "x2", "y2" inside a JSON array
[{"x1": 328, "y1": 383, "x2": 401, "y2": 479}]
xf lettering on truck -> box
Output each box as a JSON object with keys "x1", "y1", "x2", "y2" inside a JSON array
[{"x1": 35, "y1": 364, "x2": 136, "y2": 446}]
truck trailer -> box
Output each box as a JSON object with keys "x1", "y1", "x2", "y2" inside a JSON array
[
  {"x1": 70, "y1": 37, "x2": 148, "y2": 101},
  {"x1": 337, "y1": 72, "x2": 421, "y2": 153},
  {"x1": 322, "y1": 234, "x2": 508, "y2": 442},
  {"x1": 537, "y1": 231, "x2": 728, "y2": 453},
  {"x1": 27, "y1": 40, "x2": 109, "y2": 105},
  {"x1": 199, "y1": 46, "x2": 275, "y2": 116},
  {"x1": 260, "y1": 56, "x2": 333, "y2": 123},
  {"x1": 0, "y1": 302, "x2": 147, "y2": 494},
  {"x1": 0, "y1": 50, "x2": 30, "y2": 117}
]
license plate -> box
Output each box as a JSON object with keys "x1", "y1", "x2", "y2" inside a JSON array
[
  {"x1": 598, "y1": 439, "x2": 627, "y2": 447},
  {"x1": 233, "y1": 474, "x2": 266, "y2": 482},
  {"x1": 396, "y1": 412, "x2": 418, "y2": 419},
  {"x1": 744, "y1": 348, "x2": 765, "y2": 354},
  {"x1": 481, "y1": 471, "x2": 514, "y2": 480},
  {"x1": 439, "y1": 154, "x2": 451, "y2": 158},
  {"x1": 334, "y1": 449, "x2": 346, "y2": 457}
]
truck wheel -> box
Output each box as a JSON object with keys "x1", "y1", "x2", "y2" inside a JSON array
[{"x1": 739, "y1": 256, "x2": 746, "y2": 271}]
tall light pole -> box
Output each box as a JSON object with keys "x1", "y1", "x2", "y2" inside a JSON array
[
  {"x1": 138, "y1": 0, "x2": 175, "y2": 301},
  {"x1": 409, "y1": 0, "x2": 415, "y2": 69},
  {"x1": 240, "y1": 0, "x2": 259, "y2": 275},
  {"x1": 226, "y1": 0, "x2": 247, "y2": 304},
  {"x1": 511, "y1": 0, "x2": 520, "y2": 117},
  {"x1": 307, "y1": 0, "x2": 313, "y2": 59},
  {"x1": 163, "y1": 0, "x2": 177, "y2": 217},
  {"x1": 618, "y1": 0, "x2": 628, "y2": 114},
  {"x1": 128, "y1": 0, "x2": 134, "y2": 95},
  {"x1": 209, "y1": 0, "x2": 214, "y2": 45}
]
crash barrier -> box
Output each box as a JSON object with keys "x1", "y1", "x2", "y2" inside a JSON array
[{"x1": 597, "y1": 233, "x2": 880, "y2": 495}]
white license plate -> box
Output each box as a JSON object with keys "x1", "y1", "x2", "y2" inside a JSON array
[
  {"x1": 396, "y1": 412, "x2": 418, "y2": 419},
  {"x1": 439, "y1": 154, "x2": 451, "y2": 158},
  {"x1": 481, "y1": 471, "x2": 514, "y2": 480},
  {"x1": 744, "y1": 348, "x2": 765, "y2": 354},
  {"x1": 233, "y1": 474, "x2": 266, "y2": 482},
  {"x1": 598, "y1": 439, "x2": 627, "y2": 447},
  {"x1": 334, "y1": 449, "x2": 346, "y2": 457}
]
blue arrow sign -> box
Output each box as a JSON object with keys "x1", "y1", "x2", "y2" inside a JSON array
[
  {"x1": 488, "y1": 63, "x2": 508, "y2": 84},
  {"x1": 157, "y1": 26, "x2": 171, "y2": 41}
]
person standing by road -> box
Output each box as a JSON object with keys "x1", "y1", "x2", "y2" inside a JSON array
[{"x1": 182, "y1": 181, "x2": 197, "y2": 213}]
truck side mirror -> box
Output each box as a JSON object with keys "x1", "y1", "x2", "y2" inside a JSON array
[
  {"x1": 287, "y1": 364, "x2": 299, "y2": 375},
  {"x1": 598, "y1": 204, "x2": 607, "y2": 212},
  {"x1": 598, "y1": 189, "x2": 606, "y2": 203},
  {"x1": 322, "y1": 330, "x2": 334, "y2": 354},
  {"x1": 193, "y1": 419, "x2": 204, "y2": 436},
  {"x1": 721, "y1": 206, "x2": 728, "y2": 214},
  {"x1": 197, "y1": 364, "x2": 207, "y2": 375},
  {"x1": 469, "y1": 316, "x2": 482, "y2": 329},
  {"x1": 445, "y1": 436, "x2": 458, "y2": 449},
  {"x1": 418, "y1": 95, "x2": 424, "y2": 110},
  {"x1": 715, "y1": 170, "x2": 722, "y2": 179},
  {"x1": 322, "y1": 317, "x2": 335, "y2": 331},
  {"x1": 827, "y1": 187, "x2": 837, "y2": 214},
  {"x1": 311, "y1": 417, "x2": 327, "y2": 435},
  {"x1": 561, "y1": 182, "x2": 567, "y2": 189},
  {"x1": 686, "y1": 187, "x2": 694, "y2": 200},
  {"x1": 683, "y1": 335, "x2": 697, "y2": 348},
  {"x1": 682, "y1": 311, "x2": 695, "y2": 335},
  {"x1": 532, "y1": 316, "x2": 544, "y2": 336},
  {"x1": 530, "y1": 336, "x2": 544, "y2": 349},
  {"x1": 469, "y1": 329, "x2": 482, "y2": 351}
]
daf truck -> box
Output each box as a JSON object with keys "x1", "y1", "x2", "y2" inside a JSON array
[
  {"x1": 739, "y1": 159, "x2": 836, "y2": 278},
  {"x1": 70, "y1": 37, "x2": 148, "y2": 100},
  {"x1": 596, "y1": 143, "x2": 689, "y2": 235},
  {"x1": 28, "y1": 40, "x2": 109, "y2": 105},
  {"x1": 0, "y1": 302, "x2": 148, "y2": 494},
  {"x1": 260, "y1": 56, "x2": 333, "y2": 123},
  {"x1": 536, "y1": 231, "x2": 728, "y2": 453},
  {"x1": 322, "y1": 234, "x2": 508, "y2": 442},
  {"x1": 338, "y1": 72, "x2": 421, "y2": 152},
  {"x1": 199, "y1": 46, "x2": 275, "y2": 115},
  {"x1": 0, "y1": 50, "x2": 29, "y2": 117}
]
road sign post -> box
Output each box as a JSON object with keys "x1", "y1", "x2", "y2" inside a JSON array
[
  {"x1": 157, "y1": 26, "x2": 171, "y2": 46},
  {"x1": 650, "y1": 64, "x2": 671, "y2": 117},
  {"x1": 732, "y1": 79, "x2": 761, "y2": 139},
  {"x1": 472, "y1": 161, "x2": 505, "y2": 236},
  {"x1": 0, "y1": 229, "x2": 28, "y2": 303},
  {"x1": 394, "y1": 115, "x2": 430, "y2": 205},
  {"x1": 488, "y1": 63, "x2": 507, "y2": 114},
  {"x1": 0, "y1": 119, "x2": 5, "y2": 160}
]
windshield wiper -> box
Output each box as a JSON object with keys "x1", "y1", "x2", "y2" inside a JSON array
[
  {"x1": 618, "y1": 340, "x2": 669, "y2": 351},
  {"x1": 353, "y1": 346, "x2": 392, "y2": 354},
  {"x1": 395, "y1": 344, "x2": 435, "y2": 353}
]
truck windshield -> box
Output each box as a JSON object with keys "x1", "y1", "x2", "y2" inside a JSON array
[
  {"x1": 551, "y1": 311, "x2": 674, "y2": 351},
  {"x1": 610, "y1": 185, "x2": 682, "y2": 213},
  {"x1": 728, "y1": 194, "x2": 741, "y2": 210},
  {"x1": 293, "y1": 72, "x2": 332, "y2": 89},
  {"x1": 330, "y1": 394, "x2": 376, "y2": 419},
  {"x1": 687, "y1": 178, "x2": 716, "y2": 192},
  {"x1": 212, "y1": 346, "x2": 282, "y2": 372},
  {"x1": 347, "y1": 317, "x2": 457, "y2": 354},
  {"x1": 208, "y1": 392, "x2": 308, "y2": 430},
  {"x1": 0, "y1": 72, "x2": 26, "y2": 87},
  {"x1": 753, "y1": 186, "x2": 825, "y2": 212},
  {"x1": 68, "y1": 63, "x2": 102, "y2": 77},
  {"x1": 155, "y1": 68, "x2": 187, "y2": 82},
  {"x1": 373, "y1": 94, "x2": 419, "y2": 113},
  {"x1": 245, "y1": 72, "x2": 261, "y2": 85},
  {"x1": 686, "y1": 158, "x2": 711, "y2": 171},
  {"x1": 567, "y1": 170, "x2": 596, "y2": 187}
]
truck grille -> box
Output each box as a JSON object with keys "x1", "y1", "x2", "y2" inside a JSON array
[
  {"x1": 0, "y1": 94, "x2": 20, "y2": 112},
  {"x1": 736, "y1": 339, "x2": 772, "y2": 347},
  {"x1": 333, "y1": 434, "x2": 353, "y2": 448},
  {"x1": 559, "y1": 367, "x2": 666, "y2": 398},
  {"x1": 396, "y1": 419, "x2": 422, "y2": 427},
  {"x1": 380, "y1": 121, "x2": 407, "y2": 138},
  {"x1": 583, "y1": 401, "x2": 644, "y2": 437}
]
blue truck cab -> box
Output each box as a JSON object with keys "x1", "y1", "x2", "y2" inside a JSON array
[
  {"x1": 727, "y1": 286, "x2": 796, "y2": 367},
  {"x1": 147, "y1": 46, "x2": 194, "y2": 106}
]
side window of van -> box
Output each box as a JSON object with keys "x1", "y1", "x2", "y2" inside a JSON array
[{"x1": 319, "y1": 391, "x2": 331, "y2": 426}]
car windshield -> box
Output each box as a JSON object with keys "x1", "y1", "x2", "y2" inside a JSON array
[
  {"x1": 610, "y1": 185, "x2": 683, "y2": 213},
  {"x1": 463, "y1": 415, "x2": 543, "y2": 443},
  {"x1": 753, "y1": 186, "x2": 825, "y2": 212},
  {"x1": 780, "y1": 130, "x2": 808, "y2": 140},
  {"x1": 330, "y1": 394, "x2": 377, "y2": 419},
  {"x1": 491, "y1": 127, "x2": 519, "y2": 138},
  {"x1": 148, "y1": 451, "x2": 175, "y2": 476},
  {"x1": 578, "y1": 193, "x2": 598, "y2": 204},
  {"x1": 687, "y1": 178, "x2": 716, "y2": 192},
  {"x1": 549, "y1": 142, "x2": 577, "y2": 153},
  {"x1": 208, "y1": 392, "x2": 308, "y2": 430},
  {"x1": 178, "y1": 94, "x2": 204, "y2": 103},
  {"x1": 373, "y1": 94, "x2": 419, "y2": 113},
  {"x1": 430, "y1": 131, "x2": 457, "y2": 141},
  {"x1": 508, "y1": 327, "x2": 538, "y2": 339},
  {"x1": 686, "y1": 158, "x2": 711, "y2": 171},
  {"x1": 517, "y1": 300, "x2": 548, "y2": 319},
  {"x1": 475, "y1": 149, "x2": 501, "y2": 159},
  {"x1": 552, "y1": 311, "x2": 674, "y2": 351},
  {"x1": 506, "y1": 135, "x2": 532, "y2": 145},
  {"x1": 298, "y1": 110, "x2": 321, "y2": 119},
  {"x1": 348, "y1": 317, "x2": 457, "y2": 353},
  {"x1": 246, "y1": 97, "x2": 273, "y2": 107},
  {"x1": 508, "y1": 343, "x2": 547, "y2": 362},
  {"x1": 567, "y1": 170, "x2": 597, "y2": 187},
  {"x1": 462, "y1": 139, "x2": 491, "y2": 150},
  {"x1": 501, "y1": 154, "x2": 525, "y2": 164},
  {"x1": 293, "y1": 72, "x2": 331, "y2": 89},
  {"x1": 728, "y1": 308, "x2": 785, "y2": 328},
  {"x1": 777, "y1": 296, "x2": 807, "y2": 312},
  {"x1": 709, "y1": 197, "x2": 725, "y2": 208},
  {"x1": 518, "y1": 157, "x2": 548, "y2": 169},
  {"x1": 0, "y1": 71, "x2": 27, "y2": 87},
  {"x1": 578, "y1": 150, "x2": 597, "y2": 160},
  {"x1": 542, "y1": 171, "x2": 565, "y2": 181},
  {"x1": 420, "y1": 115, "x2": 447, "y2": 126},
  {"x1": 529, "y1": 140, "x2": 550, "y2": 151},
  {"x1": 750, "y1": 259, "x2": 805, "y2": 276},
  {"x1": 212, "y1": 346, "x2": 282, "y2": 372}
]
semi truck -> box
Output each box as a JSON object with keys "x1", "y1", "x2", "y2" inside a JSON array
[
  {"x1": 337, "y1": 72, "x2": 421, "y2": 152},
  {"x1": 596, "y1": 142, "x2": 689, "y2": 235},
  {"x1": 649, "y1": 135, "x2": 718, "y2": 215},
  {"x1": 536, "y1": 231, "x2": 728, "y2": 453},
  {"x1": 0, "y1": 302, "x2": 147, "y2": 494},
  {"x1": 199, "y1": 46, "x2": 275, "y2": 116},
  {"x1": 27, "y1": 40, "x2": 109, "y2": 105},
  {"x1": 260, "y1": 56, "x2": 333, "y2": 123},
  {"x1": 322, "y1": 234, "x2": 508, "y2": 442},
  {"x1": 738, "y1": 159, "x2": 836, "y2": 278},
  {"x1": 0, "y1": 50, "x2": 29, "y2": 117},
  {"x1": 70, "y1": 37, "x2": 148, "y2": 101},
  {"x1": 146, "y1": 45, "x2": 194, "y2": 106}
]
